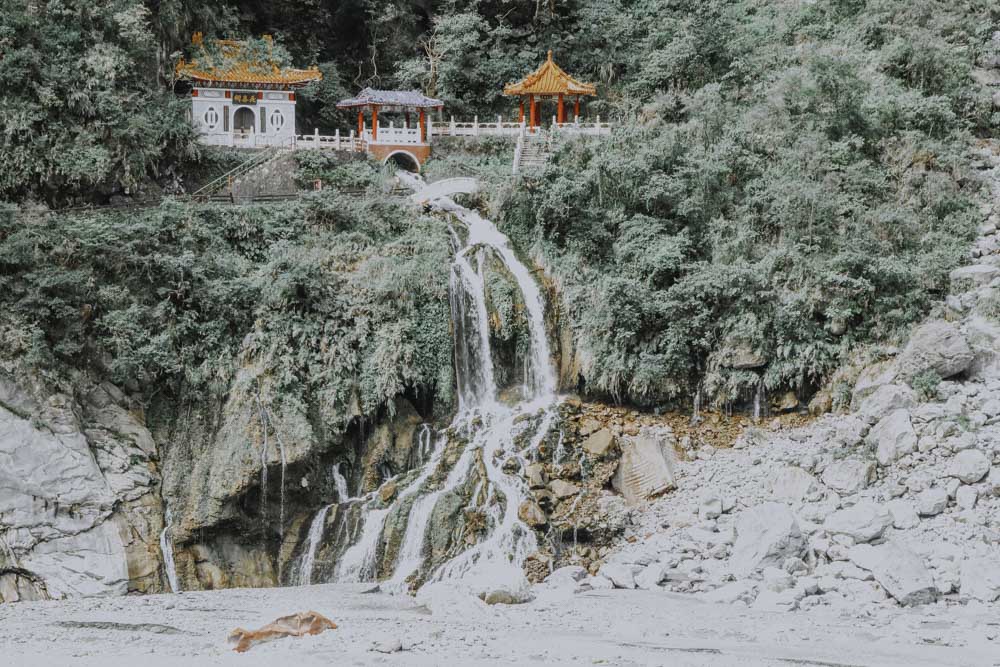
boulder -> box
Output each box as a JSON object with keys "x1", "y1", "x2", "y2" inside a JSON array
[
  {"x1": 549, "y1": 480, "x2": 580, "y2": 499},
  {"x1": 730, "y1": 503, "x2": 805, "y2": 577},
  {"x1": 598, "y1": 563, "x2": 636, "y2": 589},
  {"x1": 851, "y1": 361, "x2": 900, "y2": 409},
  {"x1": 821, "y1": 458, "x2": 875, "y2": 495},
  {"x1": 885, "y1": 499, "x2": 920, "y2": 529},
  {"x1": 896, "y1": 321, "x2": 973, "y2": 382},
  {"x1": 525, "y1": 463, "x2": 546, "y2": 489},
  {"x1": 848, "y1": 542, "x2": 938, "y2": 606},
  {"x1": 955, "y1": 485, "x2": 978, "y2": 510},
  {"x1": 824, "y1": 501, "x2": 892, "y2": 543},
  {"x1": 698, "y1": 495, "x2": 723, "y2": 520},
  {"x1": 867, "y1": 410, "x2": 917, "y2": 466},
  {"x1": 857, "y1": 384, "x2": 915, "y2": 424},
  {"x1": 611, "y1": 434, "x2": 676, "y2": 506},
  {"x1": 634, "y1": 563, "x2": 666, "y2": 590},
  {"x1": 517, "y1": 499, "x2": 547, "y2": 527},
  {"x1": 916, "y1": 488, "x2": 949, "y2": 516},
  {"x1": 950, "y1": 264, "x2": 1000, "y2": 291},
  {"x1": 948, "y1": 449, "x2": 990, "y2": 484},
  {"x1": 583, "y1": 429, "x2": 616, "y2": 458},
  {"x1": 769, "y1": 467, "x2": 821, "y2": 503},
  {"x1": 959, "y1": 557, "x2": 1000, "y2": 602}
]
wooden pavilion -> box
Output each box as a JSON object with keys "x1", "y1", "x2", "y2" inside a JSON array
[{"x1": 504, "y1": 51, "x2": 597, "y2": 129}]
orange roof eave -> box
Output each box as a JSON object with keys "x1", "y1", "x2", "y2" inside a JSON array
[
  {"x1": 503, "y1": 51, "x2": 596, "y2": 97},
  {"x1": 176, "y1": 60, "x2": 322, "y2": 86}
]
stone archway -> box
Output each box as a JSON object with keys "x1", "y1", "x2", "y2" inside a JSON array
[{"x1": 383, "y1": 150, "x2": 421, "y2": 173}]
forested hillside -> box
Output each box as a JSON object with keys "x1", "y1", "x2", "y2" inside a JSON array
[{"x1": 1, "y1": 0, "x2": 998, "y2": 412}]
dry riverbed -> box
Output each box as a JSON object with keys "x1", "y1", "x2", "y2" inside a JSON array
[{"x1": 2, "y1": 582, "x2": 997, "y2": 666}]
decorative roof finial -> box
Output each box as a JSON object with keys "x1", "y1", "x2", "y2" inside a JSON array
[{"x1": 547, "y1": 50, "x2": 553, "y2": 62}]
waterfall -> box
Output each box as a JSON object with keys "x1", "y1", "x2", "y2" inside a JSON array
[
  {"x1": 335, "y1": 508, "x2": 390, "y2": 582},
  {"x1": 332, "y1": 462, "x2": 350, "y2": 501},
  {"x1": 296, "y1": 504, "x2": 333, "y2": 586},
  {"x1": 159, "y1": 508, "x2": 180, "y2": 594},
  {"x1": 753, "y1": 378, "x2": 765, "y2": 421},
  {"x1": 315, "y1": 175, "x2": 559, "y2": 594}
]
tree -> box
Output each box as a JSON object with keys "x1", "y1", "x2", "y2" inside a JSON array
[{"x1": 0, "y1": 0, "x2": 197, "y2": 205}]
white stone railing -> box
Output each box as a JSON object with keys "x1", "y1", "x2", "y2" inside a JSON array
[
  {"x1": 362, "y1": 123, "x2": 425, "y2": 146},
  {"x1": 294, "y1": 129, "x2": 365, "y2": 152},
  {"x1": 432, "y1": 116, "x2": 612, "y2": 138}
]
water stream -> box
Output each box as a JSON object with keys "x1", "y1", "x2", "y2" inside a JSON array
[
  {"x1": 308, "y1": 174, "x2": 558, "y2": 593},
  {"x1": 159, "y1": 508, "x2": 180, "y2": 594}
]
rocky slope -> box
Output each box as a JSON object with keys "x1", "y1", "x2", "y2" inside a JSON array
[{"x1": 570, "y1": 139, "x2": 1000, "y2": 620}]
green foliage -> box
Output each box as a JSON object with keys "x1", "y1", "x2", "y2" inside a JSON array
[
  {"x1": 498, "y1": 0, "x2": 992, "y2": 407},
  {"x1": 0, "y1": 0, "x2": 200, "y2": 205},
  {"x1": 911, "y1": 369, "x2": 942, "y2": 402},
  {"x1": 0, "y1": 188, "x2": 454, "y2": 424}
]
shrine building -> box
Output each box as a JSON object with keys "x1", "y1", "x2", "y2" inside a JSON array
[{"x1": 176, "y1": 34, "x2": 321, "y2": 148}]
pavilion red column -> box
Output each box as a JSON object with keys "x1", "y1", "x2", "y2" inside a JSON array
[
  {"x1": 519, "y1": 100, "x2": 525, "y2": 123},
  {"x1": 528, "y1": 94, "x2": 536, "y2": 128},
  {"x1": 357, "y1": 110, "x2": 363, "y2": 137},
  {"x1": 405, "y1": 111, "x2": 410, "y2": 128},
  {"x1": 371, "y1": 104, "x2": 378, "y2": 141},
  {"x1": 419, "y1": 108, "x2": 426, "y2": 143},
  {"x1": 557, "y1": 93, "x2": 565, "y2": 124},
  {"x1": 574, "y1": 96, "x2": 580, "y2": 120}
]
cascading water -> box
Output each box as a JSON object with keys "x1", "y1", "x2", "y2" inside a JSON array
[
  {"x1": 159, "y1": 508, "x2": 180, "y2": 594},
  {"x1": 296, "y1": 503, "x2": 333, "y2": 585},
  {"x1": 332, "y1": 462, "x2": 350, "y2": 501},
  {"x1": 306, "y1": 173, "x2": 559, "y2": 593}
]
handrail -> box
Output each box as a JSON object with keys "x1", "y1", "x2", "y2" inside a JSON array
[{"x1": 192, "y1": 147, "x2": 280, "y2": 198}]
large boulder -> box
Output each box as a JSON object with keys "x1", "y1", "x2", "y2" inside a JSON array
[
  {"x1": 851, "y1": 361, "x2": 899, "y2": 410},
  {"x1": 950, "y1": 264, "x2": 1000, "y2": 291},
  {"x1": 768, "y1": 466, "x2": 821, "y2": 503},
  {"x1": 611, "y1": 434, "x2": 676, "y2": 506},
  {"x1": 916, "y1": 488, "x2": 949, "y2": 516},
  {"x1": 857, "y1": 384, "x2": 915, "y2": 424},
  {"x1": 895, "y1": 321, "x2": 973, "y2": 382},
  {"x1": 583, "y1": 429, "x2": 616, "y2": 458},
  {"x1": 821, "y1": 458, "x2": 875, "y2": 495},
  {"x1": 959, "y1": 557, "x2": 1000, "y2": 602},
  {"x1": 948, "y1": 449, "x2": 991, "y2": 484},
  {"x1": 867, "y1": 410, "x2": 917, "y2": 466},
  {"x1": 848, "y1": 542, "x2": 938, "y2": 606},
  {"x1": 598, "y1": 562, "x2": 636, "y2": 589},
  {"x1": 824, "y1": 501, "x2": 893, "y2": 543},
  {"x1": 730, "y1": 503, "x2": 805, "y2": 577}
]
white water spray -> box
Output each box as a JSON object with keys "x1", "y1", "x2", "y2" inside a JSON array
[
  {"x1": 159, "y1": 508, "x2": 180, "y2": 594},
  {"x1": 296, "y1": 503, "x2": 333, "y2": 585}
]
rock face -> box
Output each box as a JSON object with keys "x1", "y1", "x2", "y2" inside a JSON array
[
  {"x1": 730, "y1": 503, "x2": 805, "y2": 577},
  {"x1": 895, "y1": 321, "x2": 973, "y2": 381},
  {"x1": 848, "y1": 542, "x2": 938, "y2": 606},
  {"x1": 0, "y1": 372, "x2": 165, "y2": 601}
]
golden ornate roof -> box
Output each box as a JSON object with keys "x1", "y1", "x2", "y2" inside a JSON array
[
  {"x1": 503, "y1": 51, "x2": 596, "y2": 97},
  {"x1": 175, "y1": 35, "x2": 321, "y2": 87}
]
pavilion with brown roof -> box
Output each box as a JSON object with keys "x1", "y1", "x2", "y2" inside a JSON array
[{"x1": 504, "y1": 51, "x2": 597, "y2": 128}]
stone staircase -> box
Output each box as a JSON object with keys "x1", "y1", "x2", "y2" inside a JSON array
[{"x1": 513, "y1": 131, "x2": 559, "y2": 175}]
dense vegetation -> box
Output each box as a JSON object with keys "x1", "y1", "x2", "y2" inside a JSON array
[
  {"x1": 497, "y1": 1, "x2": 999, "y2": 407},
  {"x1": 1, "y1": 0, "x2": 998, "y2": 412},
  {"x1": 0, "y1": 179, "x2": 453, "y2": 423}
]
